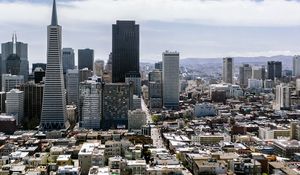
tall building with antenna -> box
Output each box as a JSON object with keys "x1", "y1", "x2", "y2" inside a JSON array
[
  {"x1": 40, "y1": 0, "x2": 68, "y2": 130},
  {"x1": 1, "y1": 33, "x2": 29, "y2": 81}
]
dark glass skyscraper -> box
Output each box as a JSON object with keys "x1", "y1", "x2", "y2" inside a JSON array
[
  {"x1": 112, "y1": 21, "x2": 140, "y2": 83},
  {"x1": 78, "y1": 48, "x2": 94, "y2": 71},
  {"x1": 267, "y1": 61, "x2": 282, "y2": 80}
]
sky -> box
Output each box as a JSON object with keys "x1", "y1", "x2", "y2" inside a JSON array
[{"x1": 0, "y1": 0, "x2": 300, "y2": 64}]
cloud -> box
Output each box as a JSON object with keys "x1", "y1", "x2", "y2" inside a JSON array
[
  {"x1": 0, "y1": 0, "x2": 300, "y2": 26},
  {"x1": 0, "y1": 0, "x2": 300, "y2": 64}
]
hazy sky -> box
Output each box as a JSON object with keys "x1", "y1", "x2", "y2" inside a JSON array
[{"x1": 1, "y1": 0, "x2": 300, "y2": 64}]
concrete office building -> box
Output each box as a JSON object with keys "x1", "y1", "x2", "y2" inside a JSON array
[
  {"x1": 94, "y1": 60, "x2": 105, "y2": 77},
  {"x1": 6, "y1": 89, "x2": 24, "y2": 126},
  {"x1": 62, "y1": 48, "x2": 75, "y2": 74},
  {"x1": 252, "y1": 66, "x2": 266, "y2": 80},
  {"x1": 125, "y1": 72, "x2": 141, "y2": 97},
  {"x1": 293, "y1": 55, "x2": 300, "y2": 77},
  {"x1": 239, "y1": 64, "x2": 252, "y2": 88},
  {"x1": 66, "y1": 69, "x2": 79, "y2": 106},
  {"x1": 80, "y1": 77, "x2": 102, "y2": 130},
  {"x1": 79, "y1": 68, "x2": 93, "y2": 82},
  {"x1": 223, "y1": 57, "x2": 234, "y2": 84},
  {"x1": 112, "y1": 21, "x2": 140, "y2": 83},
  {"x1": 162, "y1": 51, "x2": 179, "y2": 109},
  {"x1": 78, "y1": 48, "x2": 94, "y2": 71},
  {"x1": 2, "y1": 74, "x2": 24, "y2": 92},
  {"x1": 128, "y1": 109, "x2": 147, "y2": 130},
  {"x1": 102, "y1": 83, "x2": 133, "y2": 130},
  {"x1": 40, "y1": 0, "x2": 68, "y2": 130}
]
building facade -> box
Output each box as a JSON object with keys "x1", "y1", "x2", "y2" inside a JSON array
[
  {"x1": 162, "y1": 51, "x2": 179, "y2": 109},
  {"x1": 78, "y1": 48, "x2": 94, "y2": 71},
  {"x1": 62, "y1": 48, "x2": 75, "y2": 74},
  {"x1": 6, "y1": 89, "x2": 24, "y2": 126},
  {"x1": 79, "y1": 78, "x2": 102, "y2": 130},
  {"x1": 239, "y1": 64, "x2": 252, "y2": 88},
  {"x1": 223, "y1": 57, "x2": 234, "y2": 84},
  {"x1": 267, "y1": 61, "x2": 282, "y2": 80},
  {"x1": 102, "y1": 83, "x2": 133, "y2": 130},
  {"x1": 66, "y1": 69, "x2": 79, "y2": 106},
  {"x1": 18, "y1": 82, "x2": 44, "y2": 129},
  {"x1": 40, "y1": 0, "x2": 68, "y2": 130},
  {"x1": 112, "y1": 21, "x2": 140, "y2": 83},
  {"x1": 2, "y1": 74, "x2": 24, "y2": 92}
]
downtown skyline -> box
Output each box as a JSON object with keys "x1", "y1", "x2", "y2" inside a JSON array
[{"x1": 1, "y1": 0, "x2": 300, "y2": 63}]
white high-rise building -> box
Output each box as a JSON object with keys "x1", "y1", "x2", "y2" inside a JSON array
[
  {"x1": 40, "y1": 0, "x2": 68, "y2": 130},
  {"x1": 293, "y1": 55, "x2": 300, "y2": 77},
  {"x1": 80, "y1": 76, "x2": 101, "y2": 129},
  {"x1": 128, "y1": 109, "x2": 147, "y2": 130},
  {"x1": 223, "y1": 57, "x2": 233, "y2": 84},
  {"x1": 275, "y1": 84, "x2": 290, "y2": 110},
  {"x1": 62, "y1": 48, "x2": 75, "y2": 74},
  {"x1": 162, "y1": 51, "x2": 179, "y2": 109},
  {"x1": 6, "y1": 89, "x2": 24, "y2": 125},
  {"x1": 66, "y1": 69, "x2": 79, "y2": 106},
  {"x1": 2, "y1": 74, "x2": 24, "y2": 92}
]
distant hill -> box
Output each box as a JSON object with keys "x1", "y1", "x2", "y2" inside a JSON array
[{"x1": 180, "y1": 55, "x2": 293, "y2": 68}]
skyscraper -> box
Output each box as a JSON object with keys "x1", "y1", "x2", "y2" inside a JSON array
[
  {"x1": 293, "y1": 56, "x2": 300, "y2": 77},
  {"x1": 252, "y1": 66, "x2": 266, "y2": 80},
  {"x1": 267, "y1": 61, "x2": 282, "y2": 80},
  {"x1": 40, "y1": 0, "x2": 68, "y2": 130},
  {"x1": 62, "y1": 48, "x2": 75, "y2": 74},
  {"x1": 6, "y1": 89, "x2": 24, "y2": 126},
  {"x1": 66, "y1": 69, "x2": 79, "y2": 106},
  {"x1": 78, "y1": 48, "x2": 94, "y2": 71},
  {"x1": 239, "y1": 64, "x2": 252, "y2": 88},
  {"x1": 162, "y1": 51, "x2": 180, "y2": 109},
  {"x1": 223, "y1": 57, "x2": 233, "y2": 84},
  {"x1": 79, "y1": 76, "x2": 102, "y2": 130},
  {"x1": 102, "y1": 83, "x2": 133, "y2": 130},
  {"x1": 2, "y1": 74, "x2": 24, "y2": 92},
  {"x1": 275, "y1": 84, "x2": 290, "y2": 110},
  {"x1": 1, "y1": 34, "x2": 29, "y2": 81},
  {"x1": 18, "y1": 82, "x2": 44, "y2": 129},
  {"x1": 112, "y1": 21, "x2": 140, "y2": 83},
  {"x1": 94, "y1": 60, "x2": 105, "y2": 76}
]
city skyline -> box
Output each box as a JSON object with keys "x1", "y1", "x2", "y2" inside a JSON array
[{"x1": 0, "y1": 0, "x2": 300, "y2": 63}]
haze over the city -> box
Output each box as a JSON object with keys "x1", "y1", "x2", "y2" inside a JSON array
[{"x1": 1, "y1": 0, "x2": 300, "y2": 63}]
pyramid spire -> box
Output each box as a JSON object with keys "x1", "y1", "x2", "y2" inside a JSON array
[{"x1": 51, "y1": 0, "x2": 58, "y2": 25}]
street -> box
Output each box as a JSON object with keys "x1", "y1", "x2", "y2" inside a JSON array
[{"x1": 141, "y1": 98, "x2": 165, "y2": 148}]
